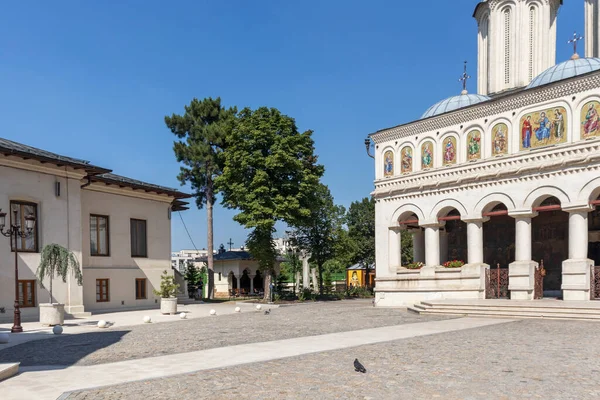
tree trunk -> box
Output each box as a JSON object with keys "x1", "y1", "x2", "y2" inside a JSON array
[
  {"x1": 206, "y1": 181, "x2": 215, "y2": 300},
  {"x1": 263, "y1": 270, "x2": 273, "y2": 302},
  {"x1": 318, "y1": 262, "x2": 324, "y2": 296},
  {"x1": 49, "y1": 275, "x2": 53, "y2": 304}
]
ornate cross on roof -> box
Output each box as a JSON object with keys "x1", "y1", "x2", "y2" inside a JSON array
[
  {"x1": 568, "y1": 31, "x2": 584, "y2": 58},
  {"x1": 458, "y1": 61, "x2": 470, "y2": 94},
  {"x1": 227, "y1": 238, "x2": 234, "y2": 251}
]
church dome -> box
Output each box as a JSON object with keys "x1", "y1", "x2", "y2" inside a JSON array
[
  {"x1": 421, "y1": 91, "x2": 491, "y2": 119},
  {"x1": 527, "y1": 57, "x2": 600, "y2": 89}
]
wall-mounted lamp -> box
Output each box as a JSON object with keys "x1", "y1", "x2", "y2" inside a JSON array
[{"x1": 364, "y1": 138, "x2": 374, "y2": 159}]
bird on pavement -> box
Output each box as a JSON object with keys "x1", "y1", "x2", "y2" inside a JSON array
[
  {"x1": 354, "y1": 358, "x2": 367, "y2": 373},
  {"x1": 264, "y1": 309, "x2": 271, "y2": 315}
]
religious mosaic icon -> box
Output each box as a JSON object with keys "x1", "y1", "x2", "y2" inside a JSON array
[
  {"x1": 442, "y1": 137, "x2": 456, "y2": 166},
  {"x1": 383, "y1": 150, "x2": 394, "y2": 177},
  {"x1": 421, "y1": 141, "x2": 434, "y2": 169},
  {"x1": 466, "y1": 130, "x2": 481, "y2": 160},
  {"x1": 581, "y1": 101, "x2": 600, "y2": 138},
  {"x1": 400, "y1": 146, "x2": 412, "y2": 173},
  {"x1": 491, "y1": 123, "x2": 508, "y2": 156},
  {"x1": 520, "y1": 106, "x2": 567, "y2": 150}
]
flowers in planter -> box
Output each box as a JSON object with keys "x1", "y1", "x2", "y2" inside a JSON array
[
  {"x1": 404, "y1": 262, "x2": 424, "y2": 269},
  {"x1": 443, "y1": 260, "x2": 465, "y2": 268}
]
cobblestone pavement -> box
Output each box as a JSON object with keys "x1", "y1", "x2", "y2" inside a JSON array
[
  {"x1": 0, "y1": 300, "x2": 450, "y2": 367},
  {"x1": 63, "y1": 318, "x2": 600, "y2": 400}
]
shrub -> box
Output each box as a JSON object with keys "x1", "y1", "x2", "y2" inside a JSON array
[
  {"x1": 153, "y1": 270, "x2": 179, "y2": 298},
  {"x1": 443, "y1": 260, "x2": 465, "y2": 268}
]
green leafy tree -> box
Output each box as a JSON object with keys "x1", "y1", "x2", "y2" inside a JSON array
[
  {"x1": 347, "y1": 197, "x2": 376, "y2": 268},
  {"x1": 291, "y1": 184, "x2": 345, "y2": 295},
  {"x1": 36, "y1": 244, "x2": 83, "y2": 303},
  {"x1": 184, "y1": 263, "x2": 201, "y2": 298},
  {"x1": 216, "y1": 107, "x2": 324, "y2": 301},
  {"x1": 401, "y1": 230, "x2": 414, "y2": 266},
  {"x1": 165, "y1": 97, "x2": 237, "y2": 299}
]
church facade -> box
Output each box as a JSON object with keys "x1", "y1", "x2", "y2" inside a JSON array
[{"x1": 371, "y1": 0, "x2": 600, "y2": 307}]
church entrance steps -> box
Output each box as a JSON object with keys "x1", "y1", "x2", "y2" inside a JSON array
[{"x1": 408, "y1": 299, "x2": 600, "y2": 320}]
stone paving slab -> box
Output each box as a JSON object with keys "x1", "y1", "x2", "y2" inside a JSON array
[
  {"x1": 0, "y1": 317, "x2": 511, "y2": 400},
  {"x1": 64, "y1": 318, "x2": 600, "y2": 400},
  {"x1": 0, "y1": 300, "x2": 451, "y2": 367}
]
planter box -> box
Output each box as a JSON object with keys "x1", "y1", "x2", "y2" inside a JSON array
[
  {"x1": 39, "y1": 303, "x2": 65, "y2": 326},
  {"x1": 160, "y1": 297, "x2": 178, "y2": 315}
]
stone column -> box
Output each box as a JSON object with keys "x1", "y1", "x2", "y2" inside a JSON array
[
  {"x1": 236, "y1": 276, "x2": 241, "y2": 291},
  {"x1": 439, "y1": 230, "x2": 448, "y2": 264},
  {"x1": 465, "y1": 219, "x2": 485, "y2": 265},
  {"x1": 411, "y1": 229, "x2": 425, "y2": 263},
  {"x1": 562, "y1": 205, "x2": 593, "y2": 301},
  {"x1": 311, "y1": 268, "x2": 318, "y2": 291},
  {"x1": 508, "y1": 212, "x2": 538, "y2": 300},
  {"x1": 422, "y1": 224, "x2": 441, "y2": 268},
  {"x1": 388, "y1": 227, "x2": 402, "y2": 270},
  {"x1": 249, "y1": 275, "x2": 255, "y2": 294}
]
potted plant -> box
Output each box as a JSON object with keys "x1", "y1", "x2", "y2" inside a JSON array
[
  {"x1": 443, "y1": 260, "x2": 465, "y2": 268},
  {"x1": 154, "y1": 270, "x2": 179, "y2": 315},
  {"x1": 404, "y1": 262, "x2": 424, "y2": 270},
  {"x1": 36, "y1": 244, "x2": 83, "y2": 326}
]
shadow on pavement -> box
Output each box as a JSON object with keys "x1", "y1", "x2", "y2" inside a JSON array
[{"x1": 0, "y1": 330, "x2": 130, "y2": 368}]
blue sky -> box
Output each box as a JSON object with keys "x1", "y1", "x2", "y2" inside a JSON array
[{"x1": 0, "y1": 1, "x2": 585, "y2": 251}]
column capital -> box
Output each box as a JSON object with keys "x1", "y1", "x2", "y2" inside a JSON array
[
  {"x1": 420, "y1": 222, "x2": 444, "y2": 229},
  {"x1": 562, "y1": 203, "x2": 594, "y2": 213},
  {"x1": 388, "y1": 226, "x2": 404, "y2": 233},
  {"x1": 508, "y1": 209, "x2": 538, "y2": 219},
  {"x1": 461, "y1": 216, "x2": 490, "y2": 224}
]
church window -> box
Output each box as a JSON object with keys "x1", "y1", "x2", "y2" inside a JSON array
[{"x1": 503, "y1": 8, "x2": 511, "y2": 85}]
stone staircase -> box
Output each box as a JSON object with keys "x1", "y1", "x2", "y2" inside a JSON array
[{"x1": 408, "y1": 299, "x2": 600, "y2": 320}]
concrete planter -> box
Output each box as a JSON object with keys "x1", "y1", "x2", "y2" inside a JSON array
[
  {"x1": 160, "y1": 297, "x2": 178, "y2": 315},
  {"x1": 39, "y1": 303, "x2": 65, "y2": 326}
]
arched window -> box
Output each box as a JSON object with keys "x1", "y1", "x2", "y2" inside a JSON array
[
  {"x1": 529, "y1": 6, "x2": 537, "y2": 81},
  {"x1": 503, "y1": 8, "x2": 511, "y2": 85}
]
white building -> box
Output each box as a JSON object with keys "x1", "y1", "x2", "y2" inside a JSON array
[
  {"x1": 0, "y1": 138, "x2": 190, "y2": 322},
  {"x1": 371, "y1": 0, "x2": 600, "y2": 306}
]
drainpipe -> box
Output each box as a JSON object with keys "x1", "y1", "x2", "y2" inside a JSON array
[{"x1": 80, "y1": 176, "x2": 92, "y2": 189}]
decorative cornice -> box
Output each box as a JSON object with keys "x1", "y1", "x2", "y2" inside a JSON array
[
  {"x1": 0, "y1": 155, "x2": 87, "y2": 180},
  {"x1": 371, "y1": 71, "x2": 600, "y2": 144},
  {"x1": 373, "y1": 139, "x2": 600, "y2": 200}
]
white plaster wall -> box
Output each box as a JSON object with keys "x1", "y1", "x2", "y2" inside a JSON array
[
  {"x1": 0, "y1": 160, "x2": 84, "y2": 322},
  {"x1": 80, "y1": 186, "x2": 172, "y2": 311}
]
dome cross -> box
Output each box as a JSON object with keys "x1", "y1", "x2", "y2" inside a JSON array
[
  {"x1": 568, "y1": 31, "x2": 584, "y2": 59},
  {"x1": 458, "y1": 61, "x2": 470, "y2": 94}
]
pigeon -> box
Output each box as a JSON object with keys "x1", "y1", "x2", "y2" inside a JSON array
[
  {"x1": 354, "y1": 358, "x2": 367, "y2": 373},
  {"x1": 264, "y1": 309, "x2": 271, "y2": 315}
]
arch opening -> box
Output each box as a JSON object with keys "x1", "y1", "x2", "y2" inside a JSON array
[{"x1": 532, "y1": 196, "x2": 567, "y2": 297}]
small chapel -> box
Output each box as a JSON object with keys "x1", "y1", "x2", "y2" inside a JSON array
[{"x1": 370, "y1": 0, "x2": 600, "y2": 307}]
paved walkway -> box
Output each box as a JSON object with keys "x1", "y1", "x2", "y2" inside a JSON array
[
  {"x1": 0, "y1": 317, "x2": 512, "y2": 400},
  {"x1": 0, "y1": 301, "x2": 263, "y2": 350}
]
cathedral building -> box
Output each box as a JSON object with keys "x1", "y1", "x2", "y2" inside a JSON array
[{"x1": 370, "y1": 0, "x2": 600, "y2": 306}]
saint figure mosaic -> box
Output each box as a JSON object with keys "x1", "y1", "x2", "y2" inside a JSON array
[
  {"x1": 582, "y1": 101, "x2": 600, "y2": 138},
  {"x1": 421, "y1": 141, "x2": 434, "y2": 169},
  {"x1": 383, "y1": 150, "x2": 394, "y2": 177},
  {"x1": 400, "y1": 146, "x2": 412, "y2": 173},
  {"x1": 442, "y1": 137, "x2": 456, "y2": 166},
  {"x1": 467, "y1": 130, "x2": 481, "y2": 160},
  {"x1": 492, "y1": 123, "x2": 508, "y2": 156},
  {"x1": 520, "y1": 106, "x2": 567, "y2": 150}
]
